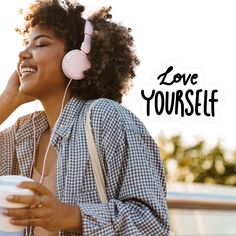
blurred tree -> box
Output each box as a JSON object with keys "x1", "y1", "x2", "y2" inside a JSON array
[{"x1": 157, "y1": 133, "x2": 236, "y2": 186}]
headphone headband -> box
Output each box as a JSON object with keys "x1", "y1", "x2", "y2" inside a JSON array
[{"x1": 81, "y1": 20, "x2": 93, "y2": 54}]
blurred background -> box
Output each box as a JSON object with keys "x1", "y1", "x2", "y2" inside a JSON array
[{"x1": 0, "y1": 0, "x2": 235, "y2": 186}]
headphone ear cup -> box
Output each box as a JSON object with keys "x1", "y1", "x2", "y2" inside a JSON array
[{"x1": 62, "y1": 49, "x2": 91, "y2": 80}]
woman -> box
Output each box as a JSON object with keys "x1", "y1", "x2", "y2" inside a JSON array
[{"x1": 0, "y1": 0, "x2": 169, "y2": 235}]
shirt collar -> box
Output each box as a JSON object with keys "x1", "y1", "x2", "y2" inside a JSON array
[
  {"x1": 15, "y1": 111, "x2": 48, "y2": 143},
  {"x1": 51, "y1": 96, "x2": 85, "y2": 144},
  {"x1": 15, "y1": 97, "x2": 85, "y2": 144}
]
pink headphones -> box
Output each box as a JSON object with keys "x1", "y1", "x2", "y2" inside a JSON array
[{"x1": 62, "y1": 20, "x2": 93, "y2": 80}]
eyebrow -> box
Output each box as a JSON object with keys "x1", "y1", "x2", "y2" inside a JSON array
[{"x1": 30, "y1": 34, "x2": 53, "y2": 42}]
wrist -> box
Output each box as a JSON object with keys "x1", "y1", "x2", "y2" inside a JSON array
[
  {"x1": 1, "y1": 91, "x2": 20, "y2": 108},
  {"x1": 0, "y1": 93, "x2": 18, "y2": 125},
  {"x1": 63, "y1": 204, "x2": 83, "y2": 233}
]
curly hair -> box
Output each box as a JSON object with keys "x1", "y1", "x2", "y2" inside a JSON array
[{"x1": 16, "y1": 0, "x2": 140, "y2": 103}]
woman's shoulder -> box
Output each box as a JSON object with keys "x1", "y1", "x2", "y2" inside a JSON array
[
  {"x1": 15, "y1": 111, "x2": 45, "y2": 127},
  {"x1": 10, "y1": 111, "x2": 46, "y2": 135},
  {"x1": 0, "y1": 111, "x2": 46, "y2": 138},
  {"x1": 87, "y1": 98, "x2": 149, "y2": 134}
]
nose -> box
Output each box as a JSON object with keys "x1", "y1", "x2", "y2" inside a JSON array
[{"x1": 18, "y1": 46, "x2": 32, "y2": 61}]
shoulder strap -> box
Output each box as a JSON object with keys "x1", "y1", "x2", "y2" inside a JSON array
[{"x1": 85, "y1": 100, "x2": 108, "y2": 204}]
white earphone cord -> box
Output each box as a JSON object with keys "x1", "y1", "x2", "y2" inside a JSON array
[
  {"x1": 27, "y1": 79, "x2": 72, "y2": 236},
  {"x1": 29, "y1": 100, "x2": 39, "y2": 178},
  {"x1": 39, "y1": 78, "x2": 72, "y2": 184}
]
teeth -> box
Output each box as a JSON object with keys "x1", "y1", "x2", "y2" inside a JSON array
[{"x1": 20, "y1": 67, "x2": 37, "y2": 75}]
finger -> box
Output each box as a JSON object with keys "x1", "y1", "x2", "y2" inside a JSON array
[
  {"x1": 6, "y1": 194, "x2": 41, "y2": 206},
  {"x1": 13, "y1": 70, "x2": 20, "y2": 78},
  {"x1": 10, "y1": 217, "x2": 43, "y2": 227},
  {"x1": 2, "y1": 207, "x2": 47, "y2": 219},
  {"x1": 17, "y1": 181, "x2": 50, "y2": 195}
]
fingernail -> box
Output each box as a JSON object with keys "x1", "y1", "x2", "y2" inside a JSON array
[
  {"x1": 7, "y1": 195, "x2": 14, "y2": 200},
  {"x1": 10, "y1": 219, "x2": 16, "y2": 224},
  {"x1": 2, "y1": 209, "x2": 8, "y2": 214}
]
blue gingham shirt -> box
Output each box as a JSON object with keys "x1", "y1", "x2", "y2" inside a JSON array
[{"x1": 0, "y1": 97, "x2": 170, "y2": 236}]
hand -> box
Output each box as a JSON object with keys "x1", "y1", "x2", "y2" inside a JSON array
[
  {"x1": 2, "y1": 71, "x2": 35, "y2": 107},
  {"x1": 2, "y1": 181, "x2": 82, "y2": 232},
  {"x1": 0, "y1": 71, "x2": 36, "y2": 124}
]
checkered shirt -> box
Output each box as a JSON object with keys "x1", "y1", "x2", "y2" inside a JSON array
[{"x1": 0, "y1": 97, "x2": 170, "y2": 236}]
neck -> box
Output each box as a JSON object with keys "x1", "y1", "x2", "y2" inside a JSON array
[{"x1": 40, "y1": 91, "x2": 72, "y2": 131}]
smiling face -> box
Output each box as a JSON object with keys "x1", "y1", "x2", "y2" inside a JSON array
[{"x1": 18, "y1": 25, "x2": 68, "y2": 100}]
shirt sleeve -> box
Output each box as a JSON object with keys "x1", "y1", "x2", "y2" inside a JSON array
[
  {"x1": 0, "y1": 113, "x2": 32, "y2": 176},
  {"x1": 0, "y1": 125, "x2": 18, "y2": 175},
  {"x1": 78, "y1": 99, "x2": 170, "y2": 236}
]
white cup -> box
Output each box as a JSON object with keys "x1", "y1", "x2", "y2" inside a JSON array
[{"x1": 0, "y1": 175, "x2": 34, "y2": 236}]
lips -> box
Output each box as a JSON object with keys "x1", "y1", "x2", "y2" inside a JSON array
[
  {"x1": 18, "y1": 63, "x2": 38, "y2": 79},
  {"x1": 20, "y1": 67, "x2": 37, "y2": 77}
]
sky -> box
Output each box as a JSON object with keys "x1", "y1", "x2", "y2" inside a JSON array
[{"x1": 0, "y1": 0, "x2": 235, "y2": 150}]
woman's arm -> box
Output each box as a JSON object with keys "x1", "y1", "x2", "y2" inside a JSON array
[
  {"x1": 79, "y1": 129, "x2": 170, "y2": 236},
  {"x1": 0, "y1": 92, "x2": 18, "y2": 125},
  {"x1": 0, "y1": 71, "x2": 35, "y2": 124},
  {"x1": 0, "y1": 71, "x2": 35, "y2": 176}
]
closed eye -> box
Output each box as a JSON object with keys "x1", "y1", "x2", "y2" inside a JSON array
[{"x1": 35, "y1": 45, "x2": 47, "y2": 48}]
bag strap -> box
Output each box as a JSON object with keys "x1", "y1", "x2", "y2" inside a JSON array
[{"x1": 85, "y1": 100, "x2": 108, "y2": 204}]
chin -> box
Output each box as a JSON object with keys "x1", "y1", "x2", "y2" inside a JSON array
[{"x1": 19, "y1": 82, "x2": 36, "y2": 98}]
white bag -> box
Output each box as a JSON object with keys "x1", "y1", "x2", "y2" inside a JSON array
[{"x1": 85, "y1": 100, "x2": 108, "y2": 204}]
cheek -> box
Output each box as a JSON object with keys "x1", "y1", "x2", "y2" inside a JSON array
[{"x1": 34, "y1": 50, "x2": 65, "y2": 73}]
